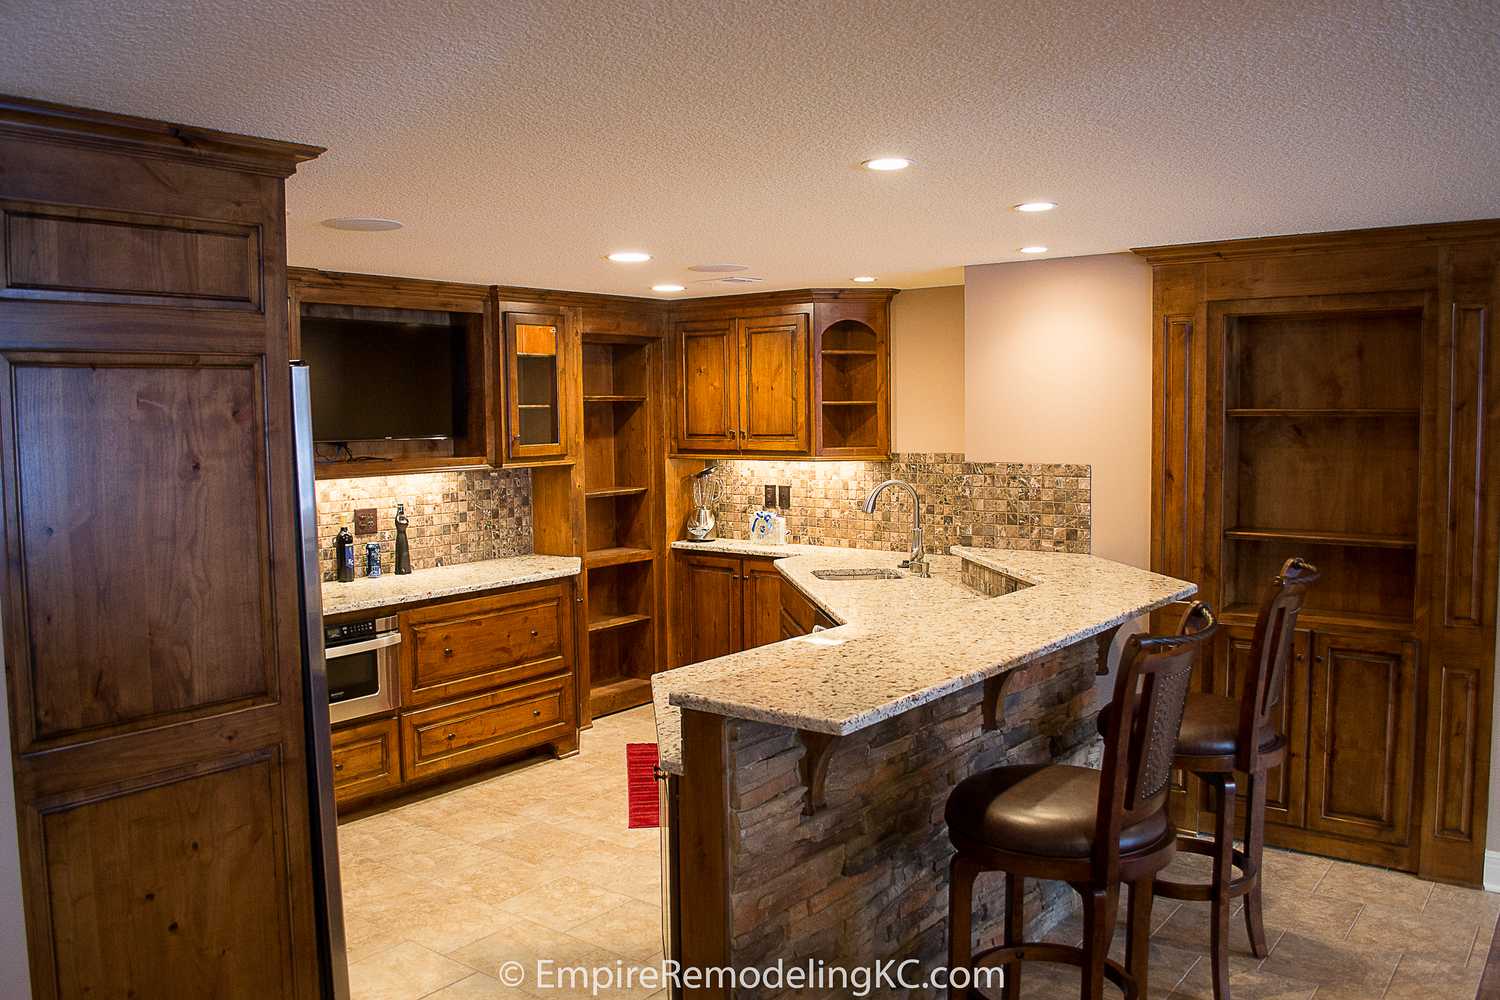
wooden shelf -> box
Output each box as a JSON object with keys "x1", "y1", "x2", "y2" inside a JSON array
[
  {"x1": 588, "y1": 676, "x2": 653, "y2": 716},
  {"x1": 821, "y1": 399, "x2": 878, "y2": 406},
  {"x1": 821, "y1": 349, "x2": 878, "y2": 357},
  {"x1": 585, "y1": 485, "x2": 649, "y2": 499},
  {"x1": 1224, "y1": 528, "x2": 1417, "y2": 550},
  {"x1": 585, "y1": 546, "x2": 655, "y2": 568},
  {"x1": 517, "y1": 403, "x2": 553, "y2": 410},
  {"x1": 1227, "y1": 407, "x2": 1419, "y2": 418},
  {"x1": 588, "y1": 612, "x2": 651, "y2": 633},
  {"x1": 584, "y1": 393, "x2": 647, "y2": 404},
  {"x1": 1221, "y1": 602, "x2": 1414, "y2": 634}
]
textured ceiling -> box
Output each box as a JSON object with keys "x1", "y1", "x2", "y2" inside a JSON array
[{"x1": 2, "y1": 0, "x2": 1498, "y2": 296}]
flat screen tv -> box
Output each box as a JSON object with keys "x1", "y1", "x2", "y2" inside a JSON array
[{"x1": 300, "y1": 315, "x2": 469, "y2": 443}]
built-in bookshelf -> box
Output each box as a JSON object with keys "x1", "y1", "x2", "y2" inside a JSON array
[{"x1": 581, "y1": 336, "x2": 662, "y2": 718}]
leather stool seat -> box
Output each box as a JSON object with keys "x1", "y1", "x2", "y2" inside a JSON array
[
  {"x1": 1176, "y1": 693, "x2": 1280, "y2": 759},
  {"x1": 946, "y1": 764, "x2": 1170, "y2": 859}
]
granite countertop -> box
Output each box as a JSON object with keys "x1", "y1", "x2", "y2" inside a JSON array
[
  {"x1": 652, "y1": 541, "x2": 1193, "y2": 774},
  {"x1": 320, "y1": 554, "x2": 582, "y2": 616}
]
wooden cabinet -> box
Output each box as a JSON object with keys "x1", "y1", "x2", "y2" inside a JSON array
[
  {"x1": 676, "y1": 552, "x2": 743, "y2": 663},
  {"x1": 673, "y1": 311, "x2": 810, "y2": 454},
  {"x1": 331, "y1": 716, "x2": 402, "y2": 808},
  {"x1": 329, "y1": 579, "x2": 579, "y2": 812},
  {"x1": 1216, "y1": 624, "x2": 1311, "y2": 829},
  {"x1": 503, "y1": 308, "x2": 575, "y2": 463},
  {"x1": 814, "y1": 299, "x2": 892, "y2": 457},
  {"x1": 674, "y1": 552, "x2": 836, "y2": 665},
  {"x1": 1137, "y1": 221, "x2": 1500, "y2": 882},
  {"x1": 0, "y1": 99, "x2": 328, "y2": 996},
  {"x1": 742, "y1": 557, "x2": 785, "y2": 650},
  {"x1": 400, "y1": 675, "x2": 573, "y2": 783},
  {"x1": 1306, "y1": 632, "x2": 1418, "y2": 847},
  {"x1": 401, "y1": 583, "x2": 570, "y2": 707}
]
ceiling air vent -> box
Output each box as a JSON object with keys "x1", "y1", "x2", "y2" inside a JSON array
[
  {"x1": 687, "y1": 263, "x2": 749, "y2": 273},
  {"x1": 708, "y1": 275, "x2": 764, "y2": 285}
]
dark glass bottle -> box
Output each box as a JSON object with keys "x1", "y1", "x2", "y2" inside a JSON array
[
  {"x1": 394, "y1": 503, "x2": 412, "y2": 575},
  {"x1": 335, "y1": 526, "x2": 355, "y2": 583}
]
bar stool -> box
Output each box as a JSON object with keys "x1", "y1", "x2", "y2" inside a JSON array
[
  {"x1": 1152, "y1": 557, "x2": 1317, "y2": 1000},
  {"x1": 945, "y1": 603, "x2": 1218, "y2": 1000}
]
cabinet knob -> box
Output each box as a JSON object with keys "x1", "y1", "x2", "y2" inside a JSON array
[
  {"x1": 333, "y1": 762, "x2": 343, "y2": 771},
  {"x1": 443, "y1": 647, "x2": 453, "y2": 656},
  {"x1": 445, "y1": 732, "x2": 456, "y2": 741},
  {"x1": 532, "y1": 709, "x2": 542, "y2": 718},
  {"x1": 530, "y1": 629, "x2": 539, "y2": 637}
]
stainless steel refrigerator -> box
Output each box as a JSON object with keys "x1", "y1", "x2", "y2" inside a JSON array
[{"x1": 291, "y1": 361, "x2": 352, "y2": 999}]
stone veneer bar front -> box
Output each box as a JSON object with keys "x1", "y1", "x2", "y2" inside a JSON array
[{"x1": 654, "y1": 542, "x2": 1192, "y2": 999}]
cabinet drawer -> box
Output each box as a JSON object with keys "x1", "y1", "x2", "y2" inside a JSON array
[
  {"x1": 402, "y1": 583, "x2": 570, "y2": 707},
  {"x1": 330, "y1": 716, "x2": 401, "y2": 807},
  {"x1": 400, "y1": 675, "x2": 573, "y2": 783}
]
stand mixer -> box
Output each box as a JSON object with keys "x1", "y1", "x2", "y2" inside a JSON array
[{"x1": 684, "y1": 466, "x2": 721, "y2": 542}]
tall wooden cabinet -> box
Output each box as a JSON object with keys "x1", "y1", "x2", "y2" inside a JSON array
[
  {"x1": 1135, "y1": 221, "x2": 1500, "y2": 883},
  {"x1": 0, "y1": 100, "x2": 327, "y2": 995}
]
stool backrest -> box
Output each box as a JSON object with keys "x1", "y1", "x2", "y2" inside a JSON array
[
  {"x1": 1238, "y1": 557, "x2": 1319, "y2": 772},
  {"x1": 1095, "y1": 602, "x2": 1218, "y2": 877}
]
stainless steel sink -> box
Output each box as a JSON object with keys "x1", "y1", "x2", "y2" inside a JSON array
[{"x1": 811, "y1": 568, "x2": 904, "y2": 581}]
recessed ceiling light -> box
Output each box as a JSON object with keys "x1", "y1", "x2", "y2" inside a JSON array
[
  {"x1": 606, "y1": 250, "x2": 652, "y2": 263},
  {"x1": 1019, "y1": 245, "x2": 1049, "y2": 254},
  {"x1": 688, "y1": 263, "x2": 749, "y2": 273},
  {"x1": 322, "y1": 217, "x2": 402, "y2": 231},
  {"x1": 652, "y1": 283, "x2": 685, "y2": 293},
  {"x1": 852, "y1": 276, "x2": 877, "y2": 283},
  {"x1": 862, "y1": 157, "x2": 912, "y2": 172},
  {"x1": 1013, "y1": 201, "x2": 1057, "y2": 213}
]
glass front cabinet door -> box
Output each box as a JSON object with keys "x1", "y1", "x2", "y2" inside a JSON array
[{"x1": 504, "y1": 310, "x2": 572, "y2": 462}]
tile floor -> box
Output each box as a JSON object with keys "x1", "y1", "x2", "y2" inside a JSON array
[{"x1": 340, "y1": 705, "x2": 1496, "y2": 998}]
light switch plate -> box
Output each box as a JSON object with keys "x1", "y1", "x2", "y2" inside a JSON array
[
  {"x1": 353, "y1": 508, "x2": 378, "y2": 535},
  {"x1": 777, "y1": 484, "x2": 792, "y2": 509},
  {"x1": 764, "y1": 485, "x2": 777, "y2": 508}
]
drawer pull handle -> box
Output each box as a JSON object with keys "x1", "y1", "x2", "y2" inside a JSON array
[
  {"x1": 443, "y1": 647, "x2": 453, "y2": 656},
  {"x1": 530, "y1": 629, "x2": 539, "y2": 637},
  {"x1": 333, "y1": 762, "x2": 343, "y2": 771},
  {"x1": 445, "y1": 732, "x2": 456, "y2": 741},
  {"x1": 532, "y1": 709, "x2": 541, "y2": 717}
]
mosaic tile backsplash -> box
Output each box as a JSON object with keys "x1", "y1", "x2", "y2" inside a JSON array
[
  {"x1": 315, "y1": 469, "x2": 532, "y2": 581},
  {"x1": 706, "y1": 453, "x2": 1091, "y2": 554}
]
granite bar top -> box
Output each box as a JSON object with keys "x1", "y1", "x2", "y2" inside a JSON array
[
  {"x1": 320, "y1": 554, "x2": 581, "y2": 616},
  {"x1": 653, "y1": 542, "x2": 1193, "y2": 774}
]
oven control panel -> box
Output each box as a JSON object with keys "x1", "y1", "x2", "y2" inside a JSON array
[{"x1": 325, "y1": 619, "x2": 376, "y2": 647}]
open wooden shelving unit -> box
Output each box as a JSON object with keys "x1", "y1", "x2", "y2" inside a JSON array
[
  {"x1": 815, "y1": 318, "x2": 886, "y2": 454},
  {"x1": 580, "y1": 334, "x2": 664, "y2": 720},
  {"x1": 1219, "y1": 306, "x2": 1425, "y2": 632}
]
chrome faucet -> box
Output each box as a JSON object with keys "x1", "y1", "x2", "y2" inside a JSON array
[{"x1": 862, "y1": 479, "x2": 929, "y2": 577}]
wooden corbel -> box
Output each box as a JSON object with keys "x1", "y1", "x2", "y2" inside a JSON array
[
  {"x1": 796, "y1": 730, "x2": 840, "y2": 815},
  {"x1": 982, "y1": 672, "x2": 1019, "y2": 732},
  {"x1": 1094, "y1": 623, "x2": 1127, "y2": 676}
]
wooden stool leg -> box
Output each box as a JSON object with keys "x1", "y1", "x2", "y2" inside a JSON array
[
  {"x1": 1080, "y1": 886, "x2": 1111, "y2": 1000},
  {"x1": 1210, "y1": 776, "x2": 1237, "y2": 1000},
  {"x1": 948, "y1": 856, "x2": 978, "y2": 1000},
  {"x1": 1126, "y1": 878, "x2": 1155, "y2": 1000},
  {"x1": 1004, "y1": 873, "x2": 1024, "y2": 1000},
  {"x1": 1243, "y1": 768, "x2": 1269, "y2": 958}
]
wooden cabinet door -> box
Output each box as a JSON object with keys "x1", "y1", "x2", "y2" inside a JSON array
[
  {"x1": 678, "y1": 554, "x2": 743, "y2": 663},
  {"x1": 1214, "y1": 623, "x2": 1311, "y2": 829},
  {"x1": 1306, "y1": 632, "x2": 1419, "y2": 847},
  {"x1": 331, "y1": 717, "x2": 402, "y2": 808},
  {"x1": 505, "y1": 310, "x2": 572, "y2": 462},
  {"x1": 739, "y1": 314, "x2": 809, "y2": 452},
  {"x1": 675, "y1": 319, "x2": 740, "y2": 451},
  {"x1": 741, "y1": 558, "x2": 784, "y2": 651}
]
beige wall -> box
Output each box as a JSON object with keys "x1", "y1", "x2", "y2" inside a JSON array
[
  {"x1": 890, "y1": 285, "x2": 965, "y2": 453},
  {"x1": 963, "y1": 253, "x2": 1153, "y2": 568}
]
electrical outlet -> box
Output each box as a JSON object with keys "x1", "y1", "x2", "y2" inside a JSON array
[
  {"x1": 777, "y1": 484, "x2": 792, "y2": 509},
  {"x1": 353, "y1": 508, "x2": 378, "y2": 535},
  {"x1": 764, "y1": 484, "x2": 777, "y2": 508}
]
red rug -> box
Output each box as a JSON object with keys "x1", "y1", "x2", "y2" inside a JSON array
[{"x1": 626, "y1": 743, "x2": 660, "y2": 829}]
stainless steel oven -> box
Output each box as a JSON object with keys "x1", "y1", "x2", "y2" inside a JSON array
[{"x1": 324, "y1": 615, "x2": 400, "y2": 724}]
